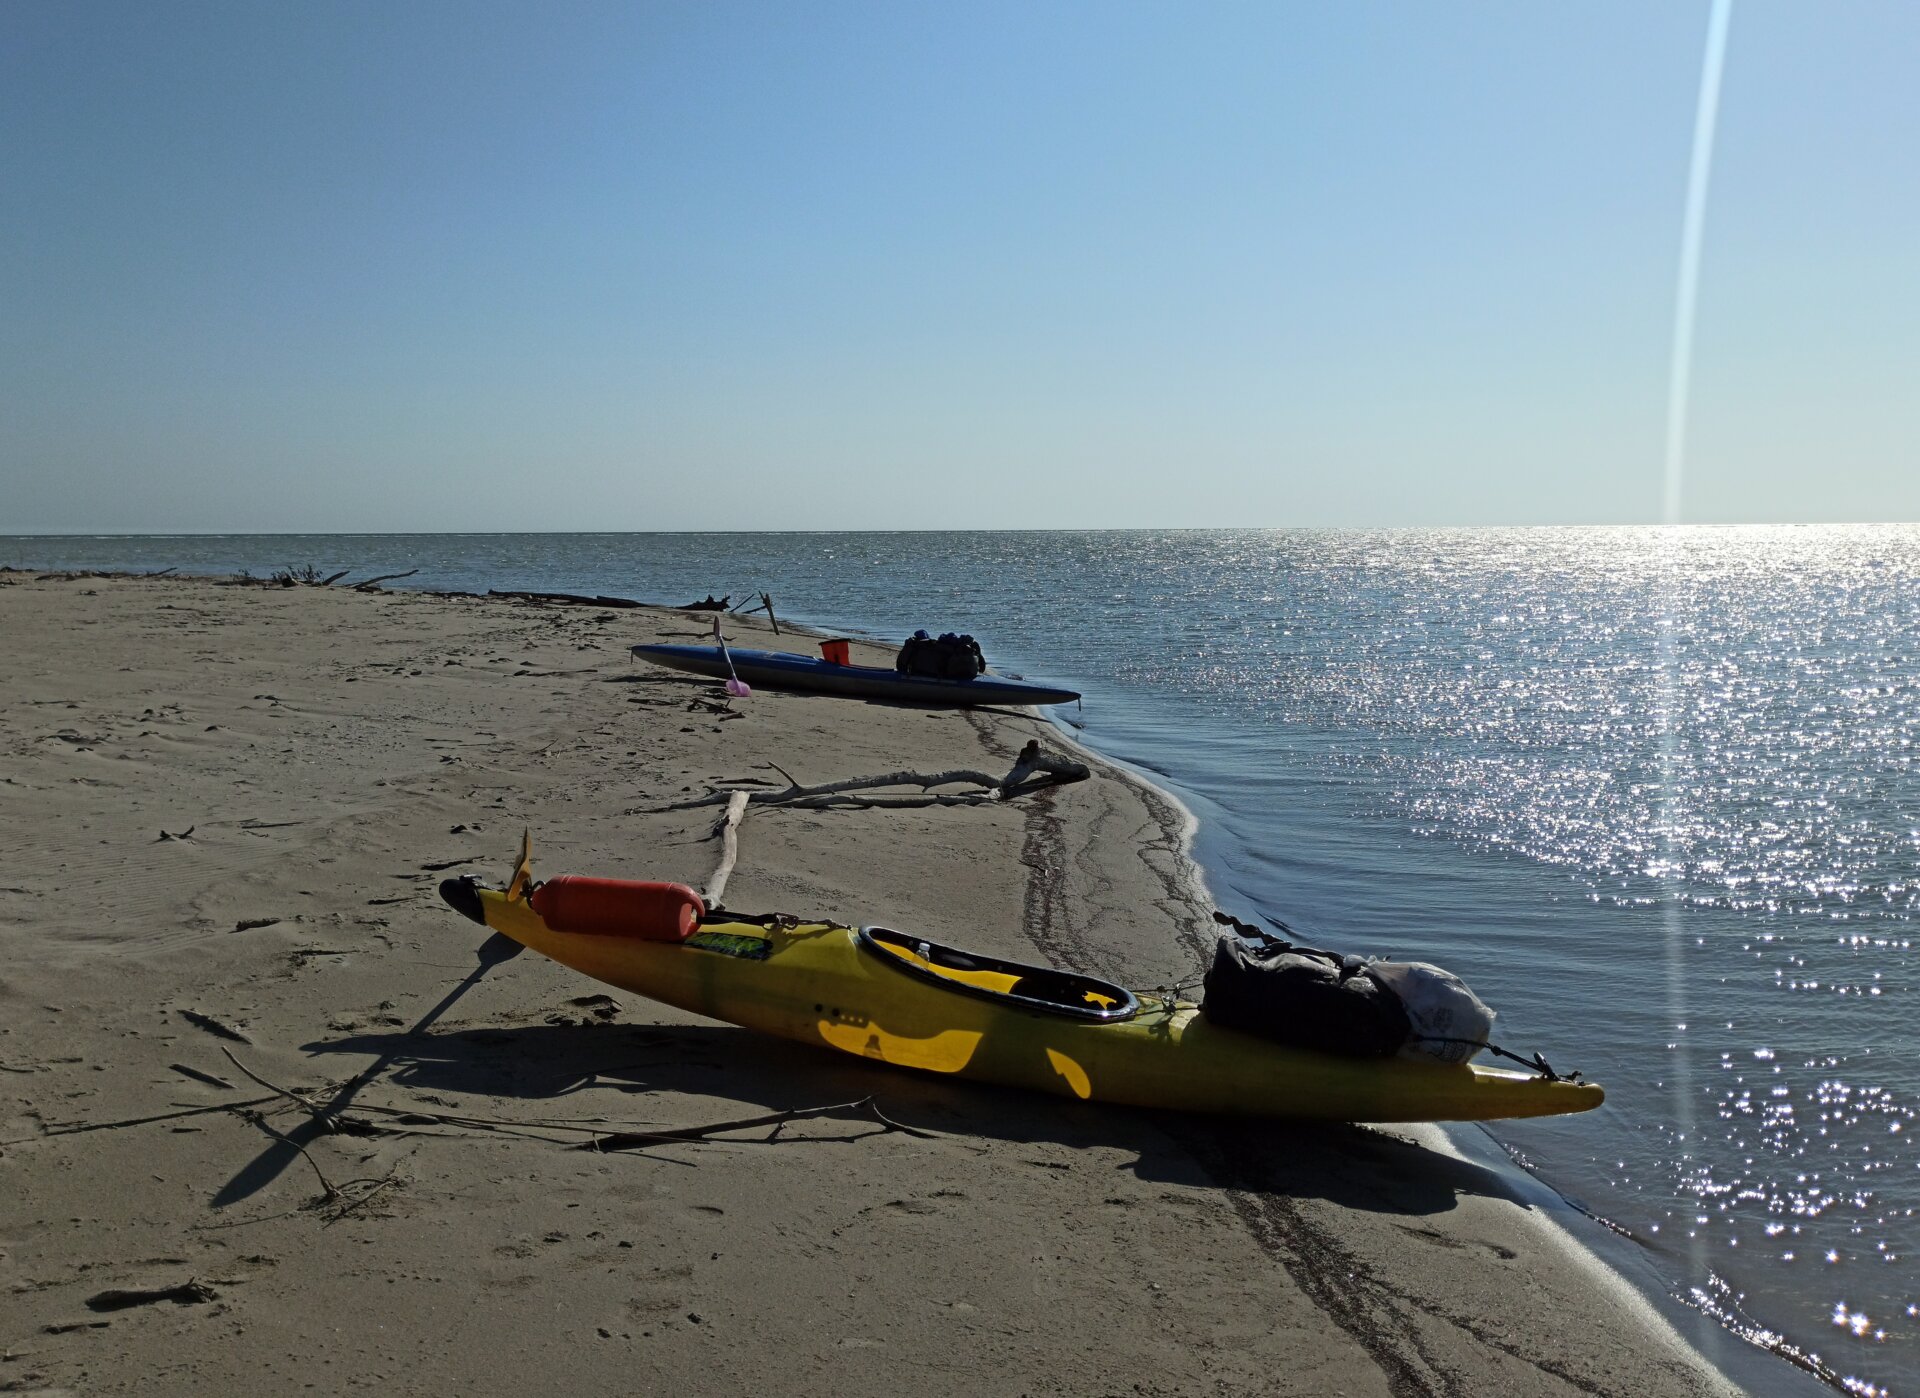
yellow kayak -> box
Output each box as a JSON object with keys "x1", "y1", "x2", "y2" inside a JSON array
[{"x1": 437, "y1": 854, "x2": 1603, "y2": 1123}]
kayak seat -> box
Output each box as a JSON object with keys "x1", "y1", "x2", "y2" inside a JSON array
[{"x1": 858, "y1": 926, "x2": 1138, "y2": 1023}]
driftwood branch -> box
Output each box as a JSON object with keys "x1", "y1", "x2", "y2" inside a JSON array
[
  {"x1": 487, "y1": 589, "x2": 643, "y2": 608},
  {"x1": 997, "y1": 739, "x2": 1089, "y2": 791},
  {"x1": 664, "y1": 741, "x2": 1088, "y2": 814},
  {"x1": 703, "y1": 791, "x2": 750, "y2": 904},
  {"x1": 353, "y1": 568, "x2": 418, "y2": 591},
  {"x1": 730, "y1": 591, "x2": 780, "y2": 634}
]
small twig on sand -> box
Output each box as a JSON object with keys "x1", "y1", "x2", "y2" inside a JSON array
[
  {"x1": 170, "y1": 1063, "x2": 236, "y2": 1090},
  {"x1": 21, "y1": 1096, "x2": 276, "y2": 1143},
  {"x1": 179, "y1": 1010, "x2": 251, "y2": 1044},
  {"x1": 237, "y1": 1107, "x2": 339, "y2": 1199},
  {"x1": 343, "y1": 1102, "x2": 596, "y2": 1145},
  {"x1": 319, "y1": 1165, "x2": 406, "y2": 1223},
  {"x1": 26, "y1": 1088, "x2": 934, "y2": 1170},
  {"x1": 578, "y1": 1096, "x2": 936, "y2": 1152},
  {"x1": 218, "y1": 1048, "x2": 336, "y2": 1129},
  {"x1": 86, "y1": 1280, "x2": 218, "y2": 1312}
]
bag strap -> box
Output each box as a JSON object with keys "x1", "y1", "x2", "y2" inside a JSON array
[{"x1": 1210, "y1": 909, "x2": 1359, "y2": 973}]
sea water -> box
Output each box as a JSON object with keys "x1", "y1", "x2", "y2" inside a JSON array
[{"x1": 9, "y1": 525, "x2": 1917, "y2": 1395}]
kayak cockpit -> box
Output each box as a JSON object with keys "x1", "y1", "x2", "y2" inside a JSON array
[{"x1": 858, "y1": 926, "x2": 1139, "y2": 1022}]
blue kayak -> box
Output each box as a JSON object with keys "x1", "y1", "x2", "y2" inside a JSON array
[{"x1": 630, "y1": 644, "x2": 1081, "y2": 707}]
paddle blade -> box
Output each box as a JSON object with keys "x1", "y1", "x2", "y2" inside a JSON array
[
  {"x1": 506, "y1": 828, "x2": 533, "y2": 902},
  {"x1": 725, "y1": 678, "x2": 751, "y2": 698}
]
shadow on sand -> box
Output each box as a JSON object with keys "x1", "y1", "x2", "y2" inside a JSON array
[{"x1": 243, "y1": 1017, "x2": 1532, "y2": 1222}]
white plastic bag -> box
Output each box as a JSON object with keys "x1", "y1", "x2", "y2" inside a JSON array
[{"x1": 1368, "y1": 960, "x2": 1495, "y2": 1064}]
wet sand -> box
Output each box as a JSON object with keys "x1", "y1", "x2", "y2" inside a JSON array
[{"x1": 0, "y1": 571, "x2": 1743, "y2": 1395}]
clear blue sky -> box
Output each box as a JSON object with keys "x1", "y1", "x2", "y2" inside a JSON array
[{"x1": 2, "y1": 1, "x2": 1914, "y2": 531}]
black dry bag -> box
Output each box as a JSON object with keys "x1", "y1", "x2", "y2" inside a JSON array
[{"x1": 1201, "y1": 935, "x2": 1411, "y2": 1059}]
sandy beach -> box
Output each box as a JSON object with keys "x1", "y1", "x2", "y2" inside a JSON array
[{"x1": 0, "y1": 570, "x2": 1744, "y2": 1397}]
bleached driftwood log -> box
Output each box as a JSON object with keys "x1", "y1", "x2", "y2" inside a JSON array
[
  {"x1": 665, "y1": 740, "x2": 1088, "y2": 814},
  {"x1": 703, "y1": 790, "x2": 751, "y2": 904}
]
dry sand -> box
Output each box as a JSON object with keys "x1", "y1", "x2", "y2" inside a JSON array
[{"x1": 0, "y1": 571, "x2": 1746, "y2": 1396}]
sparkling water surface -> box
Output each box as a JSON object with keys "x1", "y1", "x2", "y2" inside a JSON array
[{"x1": 10, "y1": 525, "x2": 1918, "y2": 1394}]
